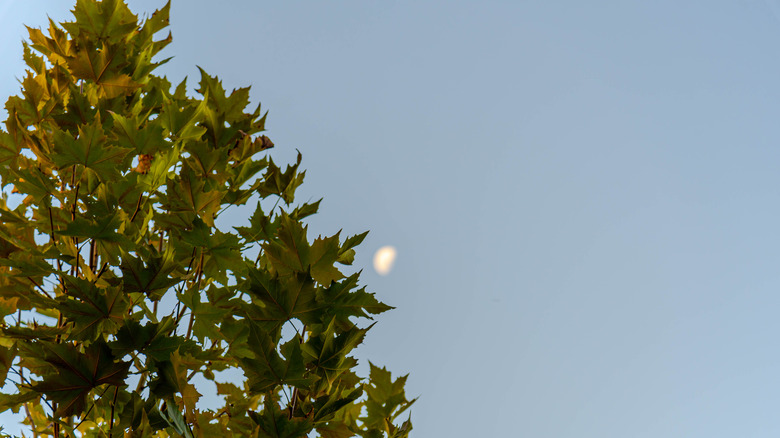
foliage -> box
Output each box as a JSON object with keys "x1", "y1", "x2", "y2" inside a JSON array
[{"x1": 0, "y1": 1, "x2": 415, "y2": 436}]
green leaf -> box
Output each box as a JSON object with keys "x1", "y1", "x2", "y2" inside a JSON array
[
  {"x1": 245, "y1": 269, "x2": 317, "y2": 334},
  {"x1": 0, "y1": 345, "x2": 17, "y2": 384},
  {"x1": 159, "y1": 398, "x2": 194, "y2": 438},
  {"x1": 0, "y1": 251, "x2": 54, "y2": 278},
  {"x1": 316, "y1": 274, "x2": 393, "y2": 329},
  {"x1": 309, "y1": 234, "x2": 345, "y2": 285},
  {"x1": 0, "y1": 391, "x2": 38, "y2": 414},
  {"x1": 119, "y1": 246, "x2": 181, "y2": 299},
  {"x1": 241, "y1": 324, "x2": 312, "y2": 393},
  {"x1": 162, "y1": 161, "x2": 223, "y2": 227},
  {"x1": 262, "y1": 213, "x2": 310, "y2": 275},
  {"x1": 196, "y1": 67, "x2": 251, "y2": 123},
  {"x1": 338, "y1": 231, "x2": 368, "y2": 265},
  {"x1": 257, "y1": 154, "x2": 305, "y2": 204},
  {"x1": 50, "y1": 118, "x2": 131, "y2": 182},
  {"x1": 234, "y1": 200, "x2": 279, "y2": 244},
  {"x1": 362, "y1": 362, "x2": 416, "y2": 432},
  {"x1": 31, "y1": 340, "x2": 131, "y2": 417},
  {"x1": 180, "y1": 217, "x2": 243, "y2": 284},
  {"x1": 250, "y1": 396, "x2": 313, "y2": 438},
  {"x1": 65, "y1": 0, "x2": 139, "y2": 42},
  {"x1": 160, "y1": 95, "x2": 208, "y2": 141},
  {"x1": 303, "y1": 319, "x2": 369, "y2": 385},
  {"x1": 310, "y1": 386, "x2": 363, "y2": 423},
  {"x1": 109, "y1": 112, "x2": 167, "y2": 155},
  {"x1": 177, "y1": 284, "x2": 237, "y2": 342},
  {"x1": 59, "y1": 210, "x2": 126, "y2": 243},
  {"x1": 57, "y1": 275, "x2": 129, "y2": 341}
]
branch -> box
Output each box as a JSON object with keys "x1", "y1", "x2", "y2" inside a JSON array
[
  {"x1": 27, "y1": 277, "x2": 53, "y2": 300},
  {"x1": 185, "y1": 251, "x2": 205, "y2": 340},
  {"x1": 129, "y1": 192, "x2": 144, "y2": 223},
  {"x1": 108, "y1": 386, "x2": 118, "y2": 438},
  {"x1": 23, "y1": 402, "x2": 38, "y2": 438}
]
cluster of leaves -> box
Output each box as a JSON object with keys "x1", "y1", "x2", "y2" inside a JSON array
[{"x1": 0, "y1": 1, "x2": 414, "y2": 436}]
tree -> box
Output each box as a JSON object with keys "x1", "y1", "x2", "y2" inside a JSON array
[{"x1": 0, "y1": 1, "x2": 415, "y2": 436}]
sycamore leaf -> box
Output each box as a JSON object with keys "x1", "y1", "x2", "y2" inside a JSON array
[
  {"x1": 118, "y1": 392, "x2": 162, "y2": 432},
  {"x1": 262, "y1": 213, "x2": 309, "y2": 275},
  {"x1": 109, "y1": 112, "x2": 167, "y2": 155},
  {"x1": 245, "y1": 269, "x2": 317, "y2": 334},
  {"x1": 120, "y1": 247, "x2": 181, "y2": 299},
  {"x1": 309, "y1": 234, "x2": 345, "y2": 285},
  {"x1": 59, "y1": 211, "x2": 126, "y2": 243},
  {"x1": 0, "y1": 345, "x2": 17, "y2": 384},
  {"x1": 181, "y1": 218, "x2": 243, "y2": 283},
  {"x1": 250, "y1": 396, "x2": 313, "y2": 438},
  {"x1": 257, "y1": 154, "x2": 305, "y2": 204},
  {"x1": 50, "y1": 118, "x2": 131, "y2": 181},
  {"x1": 100, "y1": 74, "x2": 140, "y2": 97},
  {"x1": 196, "y1": 67, "x2": 251, "y2": 123},
  {"x1": 0, "y1": 391, "x2": 38, "y2": 413},
  {"x1": 66, "y1": 0, "x2": 139, "y2": 41},
  {"x1": 0, "y1": 298, "x2": 19, "y2": 319},
  {"x1": 170, "y1": 350, "x2": 202, "y2": 417},
  {"x1": 2, "y1": 326, "x2": 67, "y2": 342},
  {"x1": 315, "y1": 274, "x2": 392, "y2": 329},
  {"x1": 241, "y1": 324, "x2": 311, "y2": 393},
  {"x1": 0, "y1": 251, "x2": 54, "y2": 278},
  {"x1": 110, "y1": 319, "x2": 196, "y2": 362},
  {"x1": 362, "y1": 362, "x2": 416, "y2": 432},
  {"x1": 261, "y1": 214, "x2": 345, "y2": 284},
  {"x1": 338, "y1": 231, "x2": 368, "y2": 265},
  {"x1": 162, "y1": 162, "x2": 223, "y2": 227},
  {"x1": 160, "y1": 95, "x2": 208, "y2": 141},
  {"x1": 31, "y1": 341, "x2": 130, "y2": 417},
  {"x1": 290, "y1": 199, "x2": 321, "y2": 221},
  {"x1": 9, "y1": 165, "x2": 58, "y2": 202},
  {"x1": 137, "y1": 143, "x2": 181, "y2": 192},
  {"x1": 303, "y1": 319, "x2": 369, "y2": 385},
  {"x1": 234, "y1": 200, "x2": 279, "y2": 244},
  {"x1": 57, "y1": 275, "x2": 129, "y2": 341},
  {"x1": 0, "y1": 131, "x2": 21, "y2": 170},
  {"x1": 159, "y1": 398, "x2": 194, "y2": 438},
  {"x1": 310, "y1": 386, "x2": 363, "y2": 423},
  {"x1": 176, "y1": 284, "x2": 238, "y2": 342}
]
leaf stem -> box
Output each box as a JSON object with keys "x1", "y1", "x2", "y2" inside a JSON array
[
  {"x1": 185, "y1": 251, "x2": 205, "y2": 340},
  {"x1": 108, "y1": 386, "x2": 118, "y2": 438},
  {"x1": 88, "y1": 238, "x2": 96, "y2": 274},
  {"x1": 27, "y1": 277, "x2": 53, "y2": 300},
  {"x1": 23, "y1": 402, "x2": 38, "y2": 438},
  {"x1": 129, "y1": 192, "x2": 144, "y2": 223}
]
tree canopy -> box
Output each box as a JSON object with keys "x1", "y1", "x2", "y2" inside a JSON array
[{"x1": 0, "y1": 0, "x2": 414, "y2": 436}]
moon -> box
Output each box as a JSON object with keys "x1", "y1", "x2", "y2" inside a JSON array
[{"x1": 373, "y1": 246, "x2": 397, "y2": 276}]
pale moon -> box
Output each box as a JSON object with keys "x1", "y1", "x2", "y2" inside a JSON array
[{"x1": 373, "y1": 246, "x2": 397, "y2": 276}]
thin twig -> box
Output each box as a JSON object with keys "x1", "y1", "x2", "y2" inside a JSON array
[
  {"x1": 23, "y1": 402, "x2": 38, "y2": 438},
  {"x1": 108, "y1": 386, "x2": 118, "y2": 438},
  {"x1": 95, "y1": 262, "x2": 109, "y2": 280},
  {"x1": 173, "y1": 248, "x2": 197, "y2": 333},
  {"x1": 47, "y1": 204, "x2": 57, "y2": 243},
  {"x1": 88, "y1": 238, "x2": 96, "y2": 274},
  {"x1": 129, "y1": 193, "x2": 144, "y2": 223},
  {"x1": 289, "y1": 325, "x2": 307, "y2": 419},
  {"x1": 74, "y1": 385, "x2": 111, "y2": 430},
  {"x1": 27, "y1": 277, "x2": 53, "y2": 300},
  {"x1": 185, "y1": 251, "x2": 205, "y2": 340}
]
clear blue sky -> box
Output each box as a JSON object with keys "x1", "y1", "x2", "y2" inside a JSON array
[{"x1": 4, "y1": 1, "x2": 780, "y2": 436}]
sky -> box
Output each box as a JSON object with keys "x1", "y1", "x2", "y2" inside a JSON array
[{"x1": 3, "y1": 0, "x2": 780, "y2": 436}]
